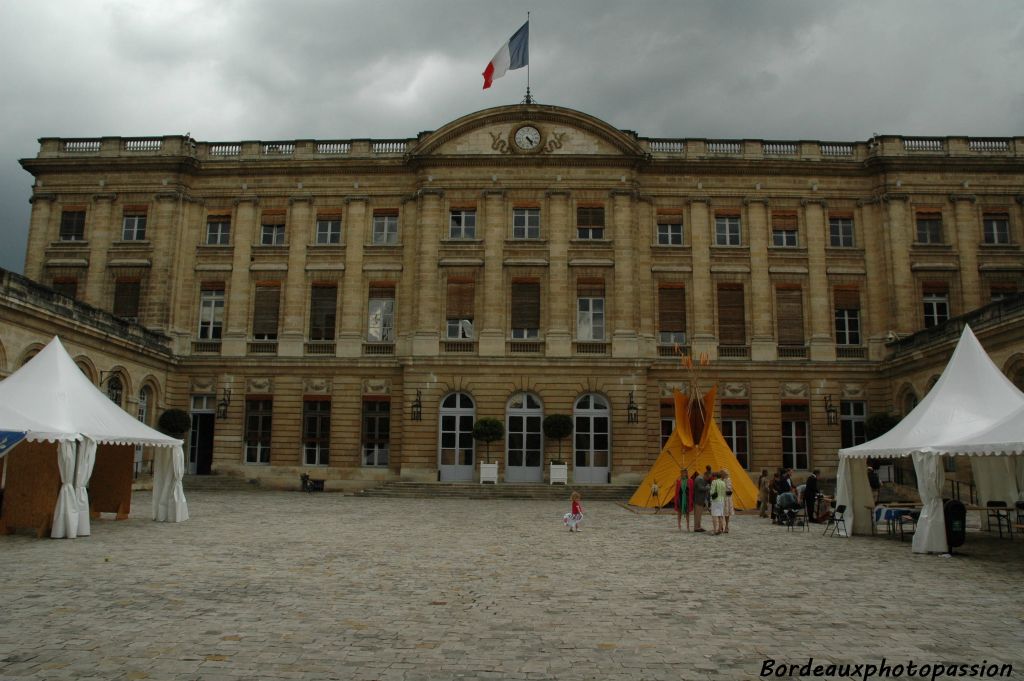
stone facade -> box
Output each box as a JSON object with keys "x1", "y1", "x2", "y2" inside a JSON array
[{"x1": 9, "y1": 104, "x2": 1024, "y2": 488}]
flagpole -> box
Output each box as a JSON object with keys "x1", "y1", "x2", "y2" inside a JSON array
[{"x1": 524, "y1": 12, "x2": 533, "y2": 104}]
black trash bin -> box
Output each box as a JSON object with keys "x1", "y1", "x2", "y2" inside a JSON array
[{"x1": 944, "y1": 499, "x2": 967, "y2": 553}]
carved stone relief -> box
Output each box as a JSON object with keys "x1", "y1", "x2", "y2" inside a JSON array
[
  {"x1": 780, "y1": 382, "x2": 809, "y2": 399},
  {"x1": 721, "y1": 382, "x2": 749, "y2": 399},
  {"x1": 248, "y1": 377, "x2": 272, "y2": 394},
  {"x1": 303, "y1": 377, "x2": 331, "y2": 395},
  {"x1": 362, "y1": 378, "x2": 391, "y2": 395}
]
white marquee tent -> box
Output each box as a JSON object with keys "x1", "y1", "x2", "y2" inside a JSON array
[
  {"x1": 0, "y1": 337, "x2": 187, "y2": 538},
  {"x1": 836, "y1": 325, "x2": 1024, "y2": 553}
]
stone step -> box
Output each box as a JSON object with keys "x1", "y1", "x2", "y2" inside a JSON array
[{"x1": 183, "y1": 475, "x2": 261, "y2": 492}]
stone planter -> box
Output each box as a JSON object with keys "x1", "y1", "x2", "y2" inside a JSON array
[
  {"x1": 479, "y1": 462, "x2": 498, "y2": 484},
  {"x1": 549, "y1": 463, "x2": 568, "y2": 485}
]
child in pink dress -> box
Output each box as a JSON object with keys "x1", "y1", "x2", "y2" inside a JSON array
[{"x1": 563, "y1": 491, "x2": 584, "y2": 532}]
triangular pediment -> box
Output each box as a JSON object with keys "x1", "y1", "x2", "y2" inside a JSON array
[{"x1": 409, "y1": 104, "x2": 647, "y2": 160}]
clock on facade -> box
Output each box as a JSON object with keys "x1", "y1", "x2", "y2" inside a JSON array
[{"x1": 513, "y1": 125, "x2": 542, "y2": 151}]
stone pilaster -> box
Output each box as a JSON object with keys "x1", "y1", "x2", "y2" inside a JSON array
[
  {"x1": 479, "y1": 190, "x2": 506, "y2": 356},
  {"x1": 279, "y1": 196, "x2": 312, "y2": 357},
  {"x1": 634, "y1": 198, "x2": 656, "y2": 356},
  {"x1": 803, "y1": 198, "x2": 835, "y2": 361},
  {"x1": 338, "y1": 197, "x2": 367, "y2": 357},
  {"x1": 883, "y1": 194, "x2": 915, "y2": 334},
  {"x1": 412, "y1": 189, "x2": 442, "y2": 357},
  {"x1": 688, "y1": 198, "x2": 716, "y2": 358},
  {"x1": 83, "y1": 192, "x2": 116, "y2": 308},
  {"x1": 149, "y1": 192, "x2": 181, "y2": 332},
  {"x1": 25, "y1": 193, "x2": 55, "y2": 280},
  {"x1": 223, "y1": 197, "x2": 258, "y2": 356},
  {"x1": 951, "y1": 194, "x2": 981, "y2": 312},
  {"x1": 546, "y1": 191, "x2": 571, "y2": 357},
  {"x1": 611, "y1": 190, "x2": 638, "y2": 357},
  {"x1": 745, "y1": 198, "x2": 774, "y2": 360},
  {"x1": 859, "y1": 200, "x2": 890, "y2": 361}
]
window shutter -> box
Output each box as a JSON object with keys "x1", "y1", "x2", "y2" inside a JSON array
[
  {"x1": 577, "y1": 278, "x2": 605, "y2": 298},
  {"x1": 922, "y1": 281, "x2": 948, "y2": 295},
  {"x1": 717, "y1": 285, "x2": 746, "y2": 344},
  {"x1": 511, "y1": 282, "x2": 540, "y2": 329},
  {"x1": 368, "y1": 284, "x2": 395, "y2": 299},
  {"x1": 833, "y1": 288, "x2": 860, "y2": 310},
  {"x1": 309, "y1": 285, "x2": 337, "y2": 339},
  {"x1": 446, "y1": 280, "x2": 475, "y2": 319},
  {"x1": 658, "y1": 287, "x2": 686, "y2": 333},
  {"x1": 113, "y1": 281, "x2": 141, "y2": 319},
  {"x1": 772, "y1": 212, "x2": 798, "y2": 229},
  {"x1": 577, "y1": 207, "x2": 604, "y2": 227},
  {"x1": 252, "y1": 285, "x2": 281, "y2": 337},
  {"x1": 775, "y1": 287, "x2": 805, "y2": 345}
]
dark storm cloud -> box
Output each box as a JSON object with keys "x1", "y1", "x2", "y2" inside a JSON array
[{"x1": 0, "y1": 0, "x2": 1020, "y2": 273}]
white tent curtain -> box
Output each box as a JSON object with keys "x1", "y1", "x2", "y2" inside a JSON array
[
  {"x1": 152, "y1": 444, "x2": 188, "y2": 523},
  {"x1": 911, "y1": 451, "x2": 948, "y2": 553},
  {"x1": 971, "y1": 456, "x2": 1019, "y2": 529},
  {"x1": 834, "y1": 456, "x2": 874, "y2": 537},
  {"x1": 73, "y1": 437, "x2": 97, "y2": 536},
  {"x1": 1017, "y1": 458, "x2": 1024, "y2": 503},
  {"x1": 51, "y1": 439, "x2": 79, "y2": 539}
]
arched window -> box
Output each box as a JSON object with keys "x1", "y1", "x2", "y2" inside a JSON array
[
  {"x1": 107, "y1": 375, "x2": 124, "y2": 407},
  {"x1": 506, "y1": 392, "x2": 543, "y2": 482},
  {"x1": 573, "y1": 393, "x2": 610, "y2": 484},
  {"x1": 902, "y1": 390, "x2": 918, "y2": 417},
  {"x1": 137, "y1": 385, "x2": 152, "y2": 425},
  {"x1": 438, "y1": 392, "x2": 475, "y2": 482}
]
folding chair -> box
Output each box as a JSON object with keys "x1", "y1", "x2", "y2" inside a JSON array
[
  {"x1": 823, "y1": 504, "x2": 847, "y2": 537},
  {"x1": 986, "y1": 501, "x2": 1011, "y2": 538}
]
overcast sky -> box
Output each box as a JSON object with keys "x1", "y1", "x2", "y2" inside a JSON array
[{"x1": 1, "y1": 0, "x2": 1021, "y2": 274}]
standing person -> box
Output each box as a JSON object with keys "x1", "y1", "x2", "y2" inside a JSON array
[
  {"x1": 768, "y1": 471, "x2": 780, "y2": 522},
  {"x1": 709, "y1": 472, "x2": 728, "y2": 535},
  {"x1": 757, "y1": 469, "x2": 771, "y2": 518},
  {"x1": 564, "y1": 491, "x2": 584, "y2": 532},
  {"x1": 692, "y1": 471, "x2": 708, "y2": 532},
  {"x1": 674, "y1": 468, "x2": 690, "y2": 531},
  {"x1": 804, "y1": 469, "x2": 820, "y2": 522},
  {"x1": 867, "y1": 466, "x2": 881, "y2": 504},
  {"x1": 651, "y1": 480, "x2": 661, "y2": 513},
  {"x1": 721, "y1": 470, "x2": 735, "y2": 533}
]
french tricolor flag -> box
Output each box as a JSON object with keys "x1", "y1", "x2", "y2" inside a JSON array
[{"x1": 482, "y1": 21, "x2": 529, "y2": 90}]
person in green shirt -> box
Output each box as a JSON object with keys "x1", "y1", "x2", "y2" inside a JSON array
[{"x1": 709, "y1": 473, "x2": 728, "y2": 535}]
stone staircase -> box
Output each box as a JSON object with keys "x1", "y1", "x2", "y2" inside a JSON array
[
  {"x1": 354, "y1": 481, "x2": 637, "y2": 501},
  {"x1": 183, "y1": 474, "x2": 261, "y2": 492}
]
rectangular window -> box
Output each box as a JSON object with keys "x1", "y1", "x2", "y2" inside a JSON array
[
  {"x1": 990, "y1": 283, "x2": 1018, "y2": 302},
  {"x1": 576, "y1": 206, "x2": 605, "y2": 240},
  {"x1": 781, "y1": 403, "x2": 809, "y2": 470},
  {"x1": 721, "y1": 402, "x2": 750, "y2": 469},
  {"x1": 198, "y1": 288, "x2": 225, "y2": 340},
  {"x1": 372, "y1": 212, "x2": 399, "y2": 245},
  {"x1": 715, "y1": 214, "x2": 741, "y2": 246},
  {"x1": 829, "y1": 215, "x2": 855, "y2": 248},
  {"x1": 315, "y1": 217, "x2": 341, "y2": 245},
  {"x1": 449, "y1": 209, "x2": 476, "y2": 239},
  {"x1": 717, "y1": 284, "x2": 746, "y2": 345},
  {"x1": 445, "y1": 279, "x2": 475, "y2": 339},
  {"x1": 260, "y1": 221, "x2": 285, "y2": 246},
  {"x1": 244, "y1": 399, "x2": 272, "y2": 464},
  {"x1": 840, "y1": 400, "x2": 867, "y2": 450},
  {"x1": 303, "y1": 400, "x2": 330, "y2": 466},
  {"x1": 576, "y1": 280, "x2": 605, "y2": 341},
  {"x1": 367, "y1": 285, "x2": 395, "y2": 342},
  {"x1": 983, "y1": 212, "x2": 1010, "y2": 245},
  {"x1": 656, "y1": 215, "x2": 683, "y2": 246},
  {"x1": 775, "y1": 287, "x2": 805, "y2": 346},
  {"x1": 511, "y1": 281, "x2": 540, "y2": 338},
  {"x1": 922, "y1": 282, "x2": 949, "y2": 328},
  {"x1": 915, "y1": 212, "x2": 943, "y2": 244},
  {"x1": 121, "y1": 213, "x2": 147, "y2": 241},
  {"x1": 206, "y1": 218, "x2": 231, "y2": 245},
  {"x1": 113, "y1": 280, "x2": 141, "y2": 322},
  {"x1": 660, "y1": 400, "x2": 675, "y2": 448},
  {"x1": 59, "y1": 210, "x2": 85, "y2": 241},
  {"x1": 252, "y1": 285, "x2": 281, "y2": 340},
  {"x1": 657, "y1": 286, "x2": 686, "y2": 345},
  {"x1": 362, "y1": 400, "x2": 391, "y2": 467},
  {"x1": 52, "y1": 278, "x2": 78, "y2": 300},
  {"x1": 513, "y1": 208, "x2": 540, "y2": 239},
  {"x1": 308, "y1": 285, "x2": 337, "y2": 341},
  {"x1": 771, "y1": 212, "x2": 798, "y2": 248},
  {"x1": 834, "y1": 289, "x2": 861, "y2": 345}
]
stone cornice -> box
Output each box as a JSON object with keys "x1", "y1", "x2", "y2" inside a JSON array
[
  {"x1": 92, "y1": 192, "x2": 117, "y2": 202},
  {"x1": 742, "y1": 197, "x2": 769, "y2": 205},
  {"x1": 417, "y1": 188, "x2": 445, "y2": 199},
  {"x1": 481, "y1": 189, "x2": 506, "y2": 198},
  {"x1": 949, "y1": 193, "x2": 977, "y2": 203},
  {"x1": 799, "y1": 198, "x2": 828, "y2": 207},
  {"x1": 288, "y1": 194, "x2": 313, "y2": 204},
  {"x1": 545, "y1": 190, "x2": 571, "y2": 198},
  {"x1": 233, "y1": 196, "x2": 260, "y2": 206},
  {"x1": 154, "y1": 191, "x2": 181, "y2": 202},
  {"x1": 343, "y1": 195, "x2": 369, "y2": 204},
  {"x1": 29, "y1": 192, "x2": 57, "y2": 204}
]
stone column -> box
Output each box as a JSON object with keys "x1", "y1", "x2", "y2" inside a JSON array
[
  {"x1": 412, "y1": 189, "x2": 442, "y2": 357},
  {"x1": 24, "y1": 194, "x2": 55, "y2": 281},
  {"x1": 148, "y1": 191, "x2": 182, "y2": 332},
  {"x1": 634, "y1": 199, "x2": 655, "y2": 356},
  {"x1": 951, "y1": 194, "x2": 981, "y2": 312},
  {"x1": 223, "y1": 197, "x2": 258, "y2": 356},
  {"x1": 883, "y1": 195, "x2": 915, "y2": 334},
  {"x1": 338, "y1": 197, "x2": 367, "y2": 357},
  {"x1": 397, "y1": 196, "x2": 419, "y2": 357},
  {"x1": 279, "y1": 195, "x2": 312, "y2": 357},
  {"x1": 546, "y1": 191, "x2": 571, "y2": 357},
  {"x1": 688, "y1": 198, "x2": 715, "y2": 358},
  {"x1": 479, "y1": 190, "x2": 506, "y2": 356},
  {"x1": 611, "y1": 190, "x2": 638, "y2": 357},
  {"x1": 803, "y1": 198, "x2": 835, "y2": 361},
  {"x1": 83, "y1": 193, "x2": 116, "y2": 308},
  {"x1": 745, "y1": 198, "x2": 774, "y2": 360},
  {"x1": 859, "y1": 200, "x2": 890, "y2": 361}
]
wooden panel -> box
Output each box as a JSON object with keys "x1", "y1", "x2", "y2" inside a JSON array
[
  {"x1": 446, "y1": 281, "x2": 475, "y2": 319},
  {"x1": 89, "y1": 445, "x2": 134, "y2": 519},
  {"x1": 252, "y1": 286, "x2": 281, "y2": 337},
  {"x1": 658, "y1": 287, "x2": 686, "y2": 333},
  {"x1": 0, "y1": 441, "x2": 60, "y2": 537},
  {"x1": 775, "y1": 287, "x2": 805, "y2": 345},
  {"x1": 834, "y1": 288, "x2": 860, "y2": 310},
  {"x1": 511, "y1": 282, "x2": 540, "y2": 328},
  {"x1": 717, "y1": 285, "x2": 746, "y2": 345}
]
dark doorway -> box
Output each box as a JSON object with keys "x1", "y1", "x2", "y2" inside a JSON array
[{"x1": 190, "y1": 412, "x2": 215, "y2": 475}]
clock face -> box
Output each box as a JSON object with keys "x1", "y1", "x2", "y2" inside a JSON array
[{"x1": 514, "y1": 125, "x2": 541, "y2": 150}]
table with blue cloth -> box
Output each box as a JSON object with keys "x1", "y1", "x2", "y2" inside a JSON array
[{"x1": 873, "y1": 505, "x2": 920, "y2": 538}]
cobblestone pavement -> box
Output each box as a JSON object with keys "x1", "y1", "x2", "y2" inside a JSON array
[{"x1": 1, "y1": 491, "x2": 1023, "y2": 681}]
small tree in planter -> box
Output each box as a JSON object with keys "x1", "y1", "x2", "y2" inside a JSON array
[
  {"x1": 472, "y1": 418, "x2": 504, "y2": 464},
  {"x1": 543, "y1": 414, "x2": 573, "y2": 464},
  {"x1": 157, "y1": 409, "x2": 192, "y2": 438}
]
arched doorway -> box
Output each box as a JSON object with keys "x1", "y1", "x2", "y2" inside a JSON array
[
  {"x1": 506, "y1": 392, "x2": 543, "y2": 483},
  {"x1": 438, "y1": 392, "x2": 475, "y2": 482},
  {"x1": 574, "y1": 393, "x2": 610, "y2": 484}
]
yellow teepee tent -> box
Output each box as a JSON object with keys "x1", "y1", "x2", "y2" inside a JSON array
[{"x1": 629, "y1": 386, "x2": 759, "y2": 510}]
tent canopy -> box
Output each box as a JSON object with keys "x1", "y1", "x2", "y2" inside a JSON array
[{"x1": 0, "y1": 337, "x2": 180, "y2": 449}]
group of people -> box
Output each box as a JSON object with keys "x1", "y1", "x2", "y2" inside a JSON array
[
  {"x1": 756, "y1": 467, "x2": 828, "y2": 524},
  {"x1": 671, "y1": 466, "x2": 735, "y2": 535}
]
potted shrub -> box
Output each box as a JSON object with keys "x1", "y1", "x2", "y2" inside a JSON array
[
  {"x1": 473, "y1": 418, "x2": 504, "y2": 484},
  {"x1": 157, "y1": 409, "x2": 191, "y2": 439},
  {"x1": 543, "y1": 414, "x2": 573, "y2": 484}
]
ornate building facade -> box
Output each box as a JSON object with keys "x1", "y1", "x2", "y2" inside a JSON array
[{"x1": 7, "y1": 104, "x2": 1024, "y2": 488}]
